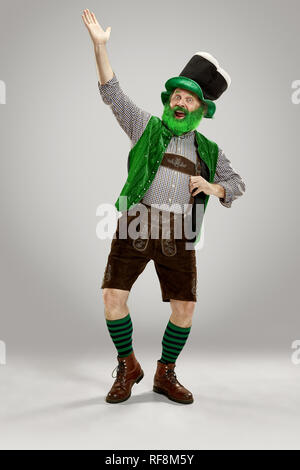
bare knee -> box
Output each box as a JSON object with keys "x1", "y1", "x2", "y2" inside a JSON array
[
  {"x1": 170, "y1": 300, "x2": 196, "y2": 327},
  {"x1": 102, "y1": 288, "x2": 130, "y2": 320}
]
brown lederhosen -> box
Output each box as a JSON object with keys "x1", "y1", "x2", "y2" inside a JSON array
[{"x1": 101, "y1": 153, "x2": 200, "y2": 302}]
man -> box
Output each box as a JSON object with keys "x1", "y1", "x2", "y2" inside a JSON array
[{"x1": 82, "y1": 9, "x2": 246, "y2": 405}]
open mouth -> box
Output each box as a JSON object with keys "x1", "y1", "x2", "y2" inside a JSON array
[{"x1": 174, "y1": 110, "x2": 186, "y2": 119}]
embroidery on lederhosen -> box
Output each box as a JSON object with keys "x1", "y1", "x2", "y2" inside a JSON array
[
  {"x1": 102, "y1": 262, "x2": 112, "y2": 286},
  {"x1": 132, "y1": 237, "x2": 149, "y2": 251},
  {"x1": 127, "y1": 208, "x2": 150, "y2": 252},
  {"x1": 159, "y1": 153, "x2": 196, "y2": 176},
  {"x1": 166, "y1": 155, "x2": 187, "y2": 171},
  {"x1": 132, "y1": 218, "x2": 150, "y2": 251},
  {"x1": 161, "y1": 238, "x2": 177, "y2": 256}
]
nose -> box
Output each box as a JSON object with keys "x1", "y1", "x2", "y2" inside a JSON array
[{"x1": 174, "y1": 101, "x2": 186, "y2": 111}]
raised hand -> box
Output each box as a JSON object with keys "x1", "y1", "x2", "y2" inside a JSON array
[{"x1": 82, "y1": 9, "x2": 111, "y2": 46}]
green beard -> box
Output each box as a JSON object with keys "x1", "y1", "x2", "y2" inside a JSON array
[{"x1": 161, "y1": 101, "x2": 205, "y2": 136}]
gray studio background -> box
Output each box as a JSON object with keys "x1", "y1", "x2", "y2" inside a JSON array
[
  {"x1": 1, "y1": 0, "x2": 300, "y2": 451},
  {"x1": 0, "y1": 0, "x2": 299, "y2": 356}
]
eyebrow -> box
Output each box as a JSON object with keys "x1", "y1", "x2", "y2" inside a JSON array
[{"x1": 173, "y1": 90, "x2": 195, "y2": 98}]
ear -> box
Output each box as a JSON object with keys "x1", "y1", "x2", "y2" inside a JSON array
[{"x1": 201, "y1": 101, "x2": 208, "y2": 116}]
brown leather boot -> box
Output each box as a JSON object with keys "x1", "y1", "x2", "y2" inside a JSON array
[
  {"x1": 106, "y1": 351, "x2": 144, "y2": 403},
  {"x1": 153, "y1": 360, "x2": 194, "y2": 404}
]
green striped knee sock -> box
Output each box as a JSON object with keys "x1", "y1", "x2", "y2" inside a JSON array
[
  {"x1": 160, "y1": 320, "x2": 191, "y2": 364},
  {"x1": 106, "y1": 313, "x2": 133, "y2": 358}
]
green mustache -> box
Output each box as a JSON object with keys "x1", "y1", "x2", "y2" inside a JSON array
[{"x1": 173, "y1": 106, "x2": 188, "y2": 115}]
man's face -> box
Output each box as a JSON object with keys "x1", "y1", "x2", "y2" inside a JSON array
[
  {"x1": 170, "y1": 88, "x2": 201, "y2": 114},
  {"x1": 161, "y1": 88, "x2": 205, "y2": 136}
]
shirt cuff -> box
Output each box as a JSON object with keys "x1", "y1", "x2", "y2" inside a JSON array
[
  {"x1": 98, "y1": 72, "x2": 118, "y2": 89},
  {"x1": 216, "y1": 181, "x2": 234, "y2": 208},
  {"x1": 97, "y1": 72, "x2": 119, "y2": 104}
]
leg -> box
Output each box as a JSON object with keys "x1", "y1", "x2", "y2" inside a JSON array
[
  {"x1": 153, "y1": 299, "x2": 195, "y2": 404},
  {"x1": 159, "y1": 299, "x2": 195, "y2": 364},
  {"x1": 101, "y1": 234, "x2": 150, "y2": 357},
  {"x1": 102, "y1": 287, "x2": 130, "y2": 321},
  {"x1": 101, "y1": 223, "x2": 151, "y2": 357},
  {"x1": 169, "y1": 299, "x2": 196, "y2": 328},
  {"x1": 150, "y1": 213, "x2": 196, "y2": 403},
  {"x1": 101, "y1": 212, "x2": 151, "y2": 403},
  {"x1": 102, "y1": 287, "x2": 144, "y2": 403},
  {"x1": 102, "y1": 287, "x2": 133, "y2": 357}
]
